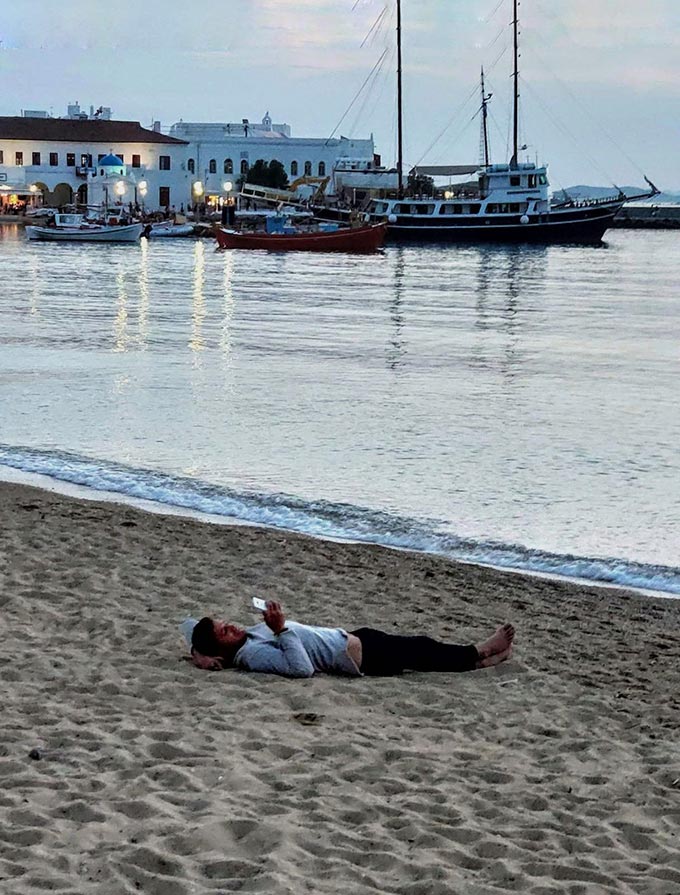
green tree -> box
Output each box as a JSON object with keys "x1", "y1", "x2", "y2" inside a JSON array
[
  {"x1": 246, "y1": 159, "x2": 289, "y2": 190},
  {"x1": 407, "y1": 171, "x2": 435, "y2": 197}
]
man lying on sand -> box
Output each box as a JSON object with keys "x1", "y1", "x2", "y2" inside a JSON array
[{"x1": 181, "y1": 601, "x2": 514, "y2": 678}]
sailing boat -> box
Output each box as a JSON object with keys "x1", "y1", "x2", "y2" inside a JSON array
[{"x1": 366, "y1": 0, "x2": 657, "y2": 244}]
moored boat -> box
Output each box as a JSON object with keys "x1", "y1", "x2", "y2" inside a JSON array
[
  {"x1": 25, "y1": 213, "x2": 143, "y2": 243},
  {"x1": 310, "y1": 0, "x2": 657, "y2": 245},
  {"x1": 143, "y1": 220, "x2": 195, "y2": 238},
  {"x1": 214, "y1": 221, "x2": 386, "y2": 253}
]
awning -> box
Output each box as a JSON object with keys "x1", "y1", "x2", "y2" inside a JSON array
[{"x1": 411, "y1": 165, "x2": 479, "y2": 177}]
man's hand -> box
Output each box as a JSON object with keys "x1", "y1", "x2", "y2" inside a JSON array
[
  {"x1": 263, "y1": 600, "x2": 286, "y2": 635},
  {"x1": 192, "y1": 650, "x2": 224, "y2": 671}
]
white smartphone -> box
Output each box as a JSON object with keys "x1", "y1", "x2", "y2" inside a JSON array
[{"x1": 252, "y1": 597, "x2": 268, "y2": 612}]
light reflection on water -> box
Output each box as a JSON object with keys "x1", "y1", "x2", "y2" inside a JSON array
[{"x1": 0, "y1": 225, "x2": 679, "y2": 579}]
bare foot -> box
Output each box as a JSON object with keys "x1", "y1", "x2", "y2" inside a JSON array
[
  {"x1": 477, "y1": 645, "x2": 512, "y2": 669},
  {"x1": 476, "y1": 623, "x2": 515, "y2": 662}
]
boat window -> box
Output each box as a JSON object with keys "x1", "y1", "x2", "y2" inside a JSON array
[
  {"x1": 318, "y1": 161, "x2": 326, "y2": 176},
  {"x1": 510, "y1": 175, "x2": 520, "y2": 186},
  {"x1": 223, "y1": 158, "x2": 233, "y2": 174},
  {"x1": 304, "y1": 161, "x2": 312, "y2": 176},
  {"x1": 538, "y1": 174, "x2": 547, "y2": 185},
  {"x1": 412, "y1": 204, "x2": 434, "y2": 215},
  {"x1": 291, "y1": 160, "x2": 298, "y2": 176},
  {"x1": 528, "y1": 175, "x2": 536, "y2": 187},
  {"x1": 374, "y1": 202, "x2": 388, "y2": 213},
  {"x1": 468, "y1": 204, "x2": 481, "y2": 214},
  {"x1": 439, "y1": 204, "x2": 463, "y2": 215},
  {"x1": 209, "y1": 159, "x2": 217, "y2": 174}
]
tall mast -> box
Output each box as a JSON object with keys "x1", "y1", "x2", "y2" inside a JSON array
[
  {"x1": 480, "y1": 67, "x2": 491, "y2": 167},
  {"x1": 397, "y1": 0, "x2": 404, "y2": 196},
  {"x1": 511, "y1": 0, "x2": 519, "y2": 166}
]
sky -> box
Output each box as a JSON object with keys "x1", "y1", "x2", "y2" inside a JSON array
[{"x1": 2, "y1": 0, "x2": 679, "y2": 189}]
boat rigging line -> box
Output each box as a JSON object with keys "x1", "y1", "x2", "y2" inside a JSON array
[{"x1": 324, "y1": 47, "x2": 390, "y2": 145}]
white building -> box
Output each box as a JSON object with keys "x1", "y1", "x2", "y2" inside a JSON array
[
  {"x1": 0, "y1": 114, "x2": 189, "y2": 212},
  {"x1": 169, "y1": 112, "x2": 388, "y2": 206},
  {"x1": 0, "y1": 106, "x2": 391, "y2": 212}
]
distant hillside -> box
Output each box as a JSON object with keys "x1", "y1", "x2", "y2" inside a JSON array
[{"x1": 555, "y1": 185, "x2": 680, "y2": 203}]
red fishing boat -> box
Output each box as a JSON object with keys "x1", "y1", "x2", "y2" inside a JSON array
[{"x1": 214, "y1": 221, "x2": 386, "y2": 253}]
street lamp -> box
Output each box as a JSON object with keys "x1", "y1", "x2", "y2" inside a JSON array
[{"x1": 138, "y1": 180, "x2": 147, "y2": 213}]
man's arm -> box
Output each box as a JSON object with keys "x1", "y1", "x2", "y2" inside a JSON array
[
  {"x1": 239, "y1": 601, "x2": 315, "y2": 677},
  {"x1": 191, "y1": 649, "x2": 224, "y2": 671}
]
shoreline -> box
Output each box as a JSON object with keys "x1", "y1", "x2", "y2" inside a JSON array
[
  {"x1": 0, "y1": 464, "x2": 676, "y2": 602},
  {"x1": 2, "y1": 478, "x2": 680, "y2": 892}
]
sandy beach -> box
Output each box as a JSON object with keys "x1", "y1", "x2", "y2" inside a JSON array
[{"x1": 1, "y1": 479, "x2": 679, "y2": 894}]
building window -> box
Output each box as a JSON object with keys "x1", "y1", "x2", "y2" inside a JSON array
[
  {"x1": 159, "y1": 186, "x2": 170, "y2": 208},
  {"x1": 290, "y1": 161, "x2": 298, "y2": 176},
  {"x1": 159, "y1": 155, "x2": 171, "y2": 170},
  {"x1": 132, "y1": 154, "x2": 141, "y2": 168},
  {"x1": 209, "y1": 159, "x2": 217, "y2": 174},
  {"x1": 304, "y1": 161, "x2": 312, "y2": 176},
  {"x1": 66, "y1": 153, "x2": 76, "y2": 167},
  {"x1": 80, "y1": 153, "x2": 92, "y2": 167},
  {"x1": 240, "y1": 159, "x2": 249, "y2": 175},
  {"x1": 15, "y1": 151, "x2": 24, "y2": 166},
  {"x1": 223, "y1": 158, "x2": 233, "y2": 174},
  {"x1": 188, "y1": 158, "x2": 195, "y2": 174},
  {"x1": 49, "y1": 152, "x2": 58, "y2": 166},
  {"x1": 32, "y1": 152, "x2": 41, "y2": 166},
  {"x1": 318, "y1": 162, "x2": 326, "y2": 176},
  {"x1": 0, "y1": 150, "x2": 3, "y2": 163}
]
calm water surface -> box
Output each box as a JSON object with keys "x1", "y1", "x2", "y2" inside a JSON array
[{"x1": 1, "y1": 224, "x2": 679, "y2": 594}]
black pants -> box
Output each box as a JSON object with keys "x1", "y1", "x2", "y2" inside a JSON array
[{"x1": 350, "y1": 627, "x2": 479, "y2": 676}]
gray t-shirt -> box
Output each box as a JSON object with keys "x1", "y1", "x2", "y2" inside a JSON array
[{"x1": 180, "y1": 618, "x2": 361, "y2": 677}]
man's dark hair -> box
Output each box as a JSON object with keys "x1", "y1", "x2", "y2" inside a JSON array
[{"x1": 192, "y1": 617, "x2": 220, "y2": 656}]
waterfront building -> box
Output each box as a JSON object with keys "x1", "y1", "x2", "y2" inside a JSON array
[
  {"x1": 169, "y1": 112, "x2": 385, "y2": 208},
  {"x1": 0, "y1": 110, "x2": 188, "y2": 212},
  {"x1": 0, "y1": 105, "x2": 387, "y2": 212}
]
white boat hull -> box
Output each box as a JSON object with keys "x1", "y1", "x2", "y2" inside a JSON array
[
  {"x1": 25, "y1": 223, "x2": 143, "y2": 243},
  {"x1": 146, "y1": 223, "x2": 195, "y2": 238}
]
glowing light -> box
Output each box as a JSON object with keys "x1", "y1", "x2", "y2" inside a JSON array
[
  {"x1": 114, "y1": 180, "x2": 126, "y2": 196},
  {"x1": 444, "y1": 190, "x2": 453, "y2": 199},
  {"x1": 193, "y1": 181, "x2": 204, "y2": 197},
  {"x1": 223, "y1": 181, "x2": 233, "y2": 193},
  {"x1": 29, "y1": 184, "x2": 38, "y2": 193}
]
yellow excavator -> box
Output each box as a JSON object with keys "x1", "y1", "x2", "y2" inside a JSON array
[{"x1": 288, "y1": 175, "x2": 330, "y2": 204}]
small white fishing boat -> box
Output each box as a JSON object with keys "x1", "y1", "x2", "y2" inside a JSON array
[
  {"x1": 25, "y1": 213, "x2": 143, "y2": 243},
  {"x1": 143, "y1": 220, "x2": 195, "y2": 238}
]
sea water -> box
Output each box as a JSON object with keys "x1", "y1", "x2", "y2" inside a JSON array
[{"x1": 0, "y1": 224, "x2": 678, "y2": 595}]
